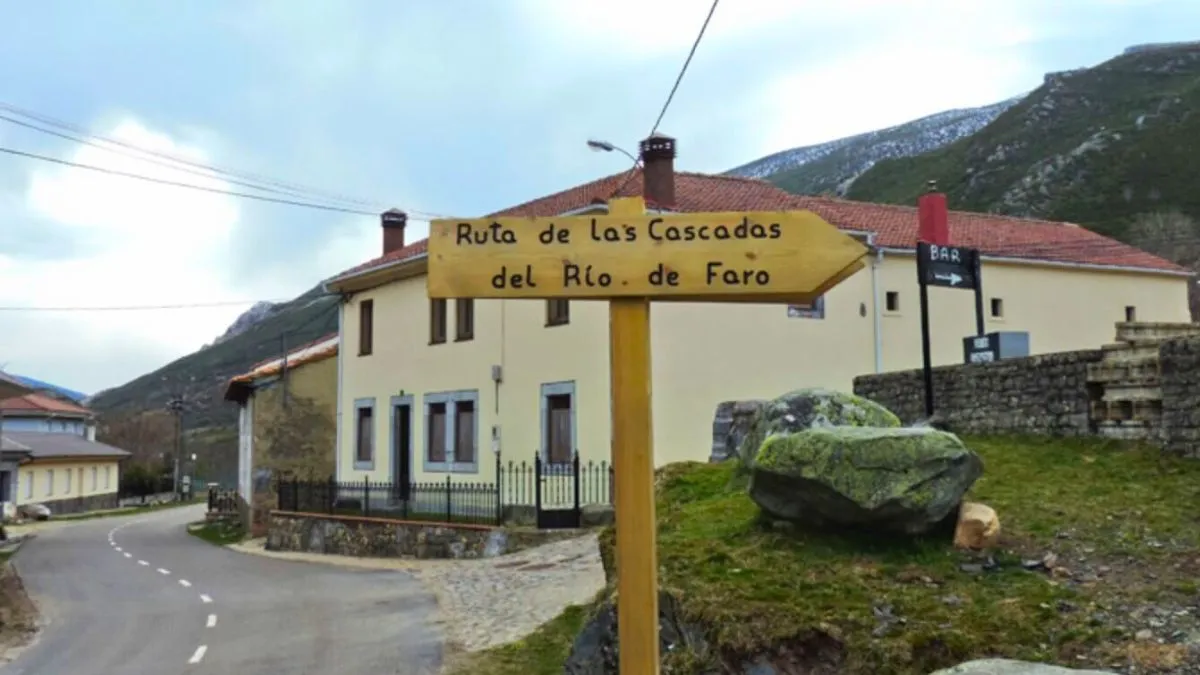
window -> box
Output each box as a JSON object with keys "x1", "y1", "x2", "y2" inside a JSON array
[
  {"x1": 426, "y1": 402, "x2": 447, "y2": 463},
  {"x1": 423, "y1": 390, "x2": 480, "y2": 473},
  {"x1": 787, "y1": 296, "x2": 825, "y2": 319},
  {"x1": 91, "y1": 466, "x2": 98, "y2": 491},
  {"x1": 454, "y1": 399, "x2": 476, "y2": 464},
  {"x1": 354, "y1": 399, "x2": 375, "y2": 469},
  {"x1": 65, "y1": 469, "x2": 72, "y2": 494},
  {"x1": 358, "y1": 299, "x2": 374, "y2": 356},
  {"x1": 455, "y1": 299, "x2": 474, "y2": 341},
  {"x1": 24, "y1": 472, "x2": 32, "y2": 499},
  {"x1": 430, "y1": 299, "x2": 447, "y2": 344},
  {"x1": 990, "y1": 298, "x2": 1004, "y2": 319},
  {"x1": 45, "y1": 470, "x2": 54, "y2": 496},
  {"x1": 885, "y1": 291, "x2": 900, "y2": 313},
  {"x1": 546, "y1": 299, "x2": 570, "y2": 326},
  {"x1": 1125, "y1": 305, "x2": 1137, "y2": 322},
  {"x1": 104, "y1": 466, "x2": 111, "y2": 490}
]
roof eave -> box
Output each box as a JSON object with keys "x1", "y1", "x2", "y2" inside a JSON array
[
  {"x1": 878, "y1": 246, "x2": 1191, "y2": 277},
  {"x1": 325, "y1": 254, "x2": 429, "y2": 294}
]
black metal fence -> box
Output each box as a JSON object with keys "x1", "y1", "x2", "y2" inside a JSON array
[
  {"x1": 207, "y1": 487, "x2": 239, "y2": 515},
  {"x1": 275, "y1": 452, "x2": 614, "y2": 528}
]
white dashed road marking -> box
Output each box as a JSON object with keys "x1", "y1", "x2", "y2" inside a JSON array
[
  {"x1": 188, "y1": 645, "x2": 207, "y2": 664},
  {"x1": 109, "y1": 517, "x2": 216, "y2": 667}
]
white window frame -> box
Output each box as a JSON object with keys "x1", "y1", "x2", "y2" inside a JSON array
[
  {"x1": 91, "y1": 466, "x2": 98, "y2": 491},
  {"x1": 104, "y1": 466, "x2": 111, "y2": 490},
  {"x1": 422, "y1": 390, "x2": 480, "y2": 474},
  {"x1": 24, "y1": 472, "x2": 32, "y2": 499},
  {"x1": 45, "y1": 469, "x2": 54, "y2": 496},
  {"x1": 65, "y1": 468, "x2": 72, "y2": 494}
]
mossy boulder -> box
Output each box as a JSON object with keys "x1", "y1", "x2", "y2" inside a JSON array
[
  {"x1": 748, "y1": 426, "x2": 983, "y2": 535},
  {"x1": 736, "y1": 388, "x2": 900, "y2": 467}
]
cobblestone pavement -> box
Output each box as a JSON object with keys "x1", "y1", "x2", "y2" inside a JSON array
[{"x1": 230, "y1": 533, "x2": 605, "y2": 652}]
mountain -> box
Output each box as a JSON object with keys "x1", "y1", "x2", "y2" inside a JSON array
[
  {"x1": 88, "y1": 284, "x2": 340, "y2": 484},
  {"x1": 844, "y1": 42, "x2": 1200, "y2": 241},
  {"x1": 215, "y1": 301, "x2": 283, "y2": 344},
  {"x1": 727, "y1": 97, "x2": 1023, "y2": 196},
  {"x1": 8, "y1": 375, "x2": 88, "y2": 403}
]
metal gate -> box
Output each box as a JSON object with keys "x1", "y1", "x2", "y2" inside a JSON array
[{"x1": 534, "y1": 453, "x2": 581, "y2": 529}]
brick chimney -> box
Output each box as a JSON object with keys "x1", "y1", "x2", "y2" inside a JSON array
[
  {"x1": 381, "y1": 208, "x2": 407, "y2": 255},
  {"x1": 917, "y1": 181, "x2": 949, "y2": 245},
  {"x1": 639, "y1": 133, "x2": 676, "y2": 208}
]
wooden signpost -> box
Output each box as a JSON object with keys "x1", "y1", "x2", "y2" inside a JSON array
[{"x1": 427, "y1": 197, "x2": 868, "y2": 674}]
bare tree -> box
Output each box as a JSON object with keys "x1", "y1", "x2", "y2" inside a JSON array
[
  {"x1": 97, "y1": 410, "x2": 175, "y2": 466},
  {"x1": 1127, "y1": 211, "x2": 1200, "y2": 320}
]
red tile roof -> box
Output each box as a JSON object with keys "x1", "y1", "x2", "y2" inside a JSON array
[
  {"x1": 328, "y1": 170, "x2": 1185, "y2": 283},
  {"x1": 0, "y1": 393, "x2": 93, "y2": 417}
]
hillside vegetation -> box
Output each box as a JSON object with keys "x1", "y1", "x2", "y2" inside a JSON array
[
  {"x1": 845, "y1": 44, "x2": 1200, "y2": 241},
  {"x1": 89, "y1": 284, "x2": 339, "y2": 484}
]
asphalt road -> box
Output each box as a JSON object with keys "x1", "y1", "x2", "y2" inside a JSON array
[{"x1": 3, "y1": 505, "x2": 442, "y2": 675}]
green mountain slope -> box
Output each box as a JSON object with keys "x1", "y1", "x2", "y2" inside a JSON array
[
  {"x1": 845, "y1": 44, "x2": 1200, "y2": 241},
  {"x1": 89, "y1": 285, "x2": 340, "y2": 484}
]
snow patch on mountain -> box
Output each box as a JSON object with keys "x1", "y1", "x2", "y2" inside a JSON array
[{"x1": 726, "y1": 95, "x2": 1026, "y2": 191}]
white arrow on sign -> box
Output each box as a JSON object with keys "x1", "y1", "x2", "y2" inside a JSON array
[{"x1": 934, "y1": 272, "x2": 963, "y2": 286}]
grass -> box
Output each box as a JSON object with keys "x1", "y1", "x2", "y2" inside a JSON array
[
  {"x1": 187, "y1": 519, "x2": 247, "y2": 546},
  {"x1": 453, "y1": 435, "x2": 1200, "y2": 674}
]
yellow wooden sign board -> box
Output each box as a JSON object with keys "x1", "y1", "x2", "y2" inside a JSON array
[{"x1": 427, "y1": 210, "x2": 868, "y2": 301}]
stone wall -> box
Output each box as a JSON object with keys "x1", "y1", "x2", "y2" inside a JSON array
[
  {"x1": 1159, "y1": 336, "x2": 1200, "y2": 458},
  {"x1": 853, "y1": 350, "x2": 1106, "y2": 436},
  {"x1": 43, "y1": 491, "x2": 120, "y2": 516},
  {"x1": 266, "y1": 511, "x2": 570, "y2": 559}
]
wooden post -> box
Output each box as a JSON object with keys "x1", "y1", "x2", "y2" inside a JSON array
[{"x1": 607, "y1": 197, "x2": 660, "y2": 674}]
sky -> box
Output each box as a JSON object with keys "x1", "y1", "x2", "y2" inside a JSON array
[{"x1": 1, "y1": 0, "x2": 1198, "y2": 395}]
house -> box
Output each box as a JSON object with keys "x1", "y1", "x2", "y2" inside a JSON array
[
  {"x1": 323, "y1": 133, "x2": 1190, "y2": 491},
  {"x1": 0, "y1": 392, "x2": 96, "y2": 437},
  {"x1": 0, "y1": 393, "x2": 129, "y2": 515},
  {"x1": 224, "y1": 333, "x2": 338, "y2": 535}
]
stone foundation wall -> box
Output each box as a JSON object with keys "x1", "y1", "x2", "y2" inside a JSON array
[
  {"x1": 42, "y1": 492, "x2": 120, "y2": 516},
  {"x1": 1159, "y1": 336, "x2": 1200, "y2": 458},
  {"x1": 266, "y1": 511, "x2": 572, "y2": 559},
  {"x1": 853, "y1": 350, "x2": 1106, "y2": 436}
]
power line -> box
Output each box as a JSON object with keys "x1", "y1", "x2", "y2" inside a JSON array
[
  {"x1": 0, "y1": 102, "x2": 385, "y2": 211},
  {"x1": 611, "y1": 0, "x2": 720, "y2": 200},
  {"x1": 0, "y1": 145, "x2": 380, "y2": 216},
  {"x1": 0, "y1": 113, "x2": 375, "y2": 208},
  {"x1": 0, "y1": 297, "x2": 335, "y2": 312}
]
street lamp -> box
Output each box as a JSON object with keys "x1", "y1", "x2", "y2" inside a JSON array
[{"x1": 587, "y1": 139, "x2": 639, "y2": 165}]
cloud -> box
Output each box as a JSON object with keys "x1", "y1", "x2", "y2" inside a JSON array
[{"x1": 0, "y1": 118, "x2": 251, "y2": 392}]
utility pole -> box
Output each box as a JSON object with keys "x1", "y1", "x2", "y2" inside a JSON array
[{"x1": 167, "y1": 393, "x2": 184, "y2": 501}]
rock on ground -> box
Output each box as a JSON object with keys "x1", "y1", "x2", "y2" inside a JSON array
[
  {"x1": 736, "y1": 388, "x2": 900, "y2": 467},
  {"x1": 749, "y1": 426, "x2": 983, "y2": 535},
  {"x1": 928, "y1": 659, "x2": 1117, "y2": 674},
  {"x1": 954, "y1": 501, "x2": 1001, "y2": 550}
]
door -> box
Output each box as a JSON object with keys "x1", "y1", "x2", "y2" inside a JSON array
[{"x1": 394, "y1": 403, "x2": 412, "y2": 500}]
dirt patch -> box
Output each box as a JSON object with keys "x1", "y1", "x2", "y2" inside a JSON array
[{"x1": 0, "y1": 562, "x2": 39, "y2": 663}]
